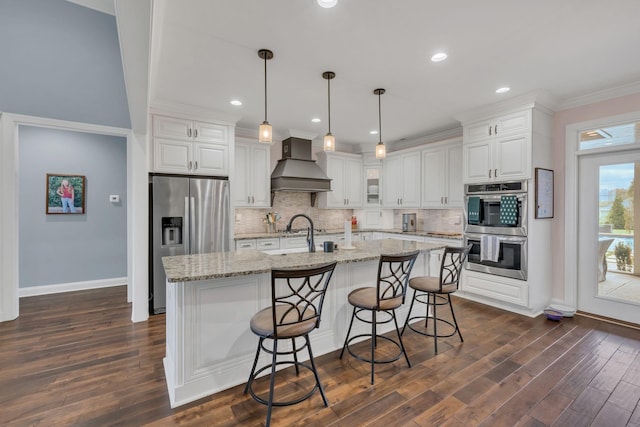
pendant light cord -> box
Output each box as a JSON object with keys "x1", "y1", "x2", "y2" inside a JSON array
[
  {"x1": 378, "y1": 91, "x2": 382, "y2": 143},
  {"x1": 327, "y1": 77, "x2": 331, "y2": 133},
  {"x1": 263, "y1": 55, "x2": 268, "y2": 122}
]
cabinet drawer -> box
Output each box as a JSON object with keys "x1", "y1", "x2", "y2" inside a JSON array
[
  {"x1": 280, "y1": 236, "x2": 308, "y2": 249},
  {"x1": 461, "y1": 271, "x2": 528, "y2": 307},
  {"x1": 235, "y1": 240, "x2": 257, "y2": 251},
  {"x1": 257, "y1": 239, "x2": 280, "y2": 250}
]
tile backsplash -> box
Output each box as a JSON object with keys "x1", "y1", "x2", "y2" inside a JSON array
[
  {"x1": 235, "y1": 192, "x2": 353, "y2": 234},
  {"x1": 393, "y1": 208, "x2": 463, "y2": 233}
]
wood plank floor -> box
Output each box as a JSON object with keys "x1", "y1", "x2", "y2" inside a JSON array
[{"x1": 1, "y1": 286, "x2": 639, "y2": 426}]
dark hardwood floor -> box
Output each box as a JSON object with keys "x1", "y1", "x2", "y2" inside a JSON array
[{"x1": 1, "y1": 286, "x2": 639, "y2": 426}]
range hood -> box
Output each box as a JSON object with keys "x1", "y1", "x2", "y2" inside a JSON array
[{"x1": 270, "y1": 137, "x2": 331, "y2": 206}]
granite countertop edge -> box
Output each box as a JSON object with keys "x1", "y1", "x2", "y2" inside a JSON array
[
  {"x1": 162, "y1": 239, "x2": 446, "y2": 283},
  {"x1": 235, "y1": 228, "x2": 463, "y2": 241}
]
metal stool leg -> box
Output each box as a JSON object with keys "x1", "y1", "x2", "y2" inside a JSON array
[
  {"x1": 431, "y1": 293, "x2": 438, "y2": 354},
  {"x1": 448, "y1": 296, "x2": 464, "y2": 342},
  {"x1": 305, "y1": 335, "x2": 328, "y2": 406},
  {"x1": 244, "y1": 337, "x2": 263, "y2": 394},
  {"x1": 370, "y1": 310, "x2": 376, "y2": 385},
  {"x1": 340, "y1": 307, "x2": 357, "y2": 359},
  {"x1": 392, "y1": 310, "x2": 411, "y2": 368},
  {"x1": 265, "y1": 339, "x2": 278, "y2": 427},
  {"x1": 401, "y1": 288, "x2": 417, "y2": 336},
  {"x1": 292, "y1": 338, "x2": 300, "y2": 375}
]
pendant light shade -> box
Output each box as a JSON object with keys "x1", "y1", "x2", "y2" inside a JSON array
[
  {"x1": 258, "y1": 49, "x2": 274, "y2": 143},
  {"x1": 323, "y1": 71, "x2": 336, "y2": 152},
  {"x1": 374, "y1": 88, "x2": 386, "y2": 159}
]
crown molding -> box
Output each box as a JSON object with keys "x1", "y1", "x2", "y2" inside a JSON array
[
  {"x1": 391, "y1": 126, "x2": 463, "y2": 152},
  {"x1": 454, "y1": 90, "x2": 560, "y2": 125},
  {"x1": 149, "y1": 98, "x2": 240, "y2": 126},
  {"x1": 556, "y1": 80, "x2": 640, "y2": 111}
]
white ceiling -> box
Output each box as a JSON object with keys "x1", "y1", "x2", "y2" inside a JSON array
[{"x1": 149, "y1": 0, "x2": 640, "y2": 150}]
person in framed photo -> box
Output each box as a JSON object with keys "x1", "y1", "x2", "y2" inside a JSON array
[{"x1": 56, "y1": 179, "x2": 76, "y2": 213}]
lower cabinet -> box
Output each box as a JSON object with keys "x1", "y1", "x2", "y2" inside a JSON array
[{"x1": 461, "y1": 270, "x2": 529, "y2": 308}]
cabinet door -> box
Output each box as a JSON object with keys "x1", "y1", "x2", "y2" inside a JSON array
[
  {"x1": 194, "y1": 121, "x2": 227, "y2": 144},
  {"x1": 382, "y1": 155, "x2": 402, "y2": 207},
  {"x1": 494, "y1": 134, "x2": 530, "y2": 180},
  {"x1": 446, "y1": 144, "x2": 464, "y2": 207},
  {"x1": 464, "y1": 119, "x2": 493, "y2": 143},
  {"x1": 400, "y1": 153, "x2": 421, "y2": 207},
  {"x1": 154, "y1": 116, "x2": 192, "y2": 140},
  {"x1": 463, "y1": 140, "x2": 491, "y2": 183},
  {"x1": 494, "y1": 110, "x2": 530, "y2": 137},
  {"x1": 326, "y1": 156, "x2": 346, "y2": 207},
  {"x1": 421, "y1": 148, "x2": 445, "y2": 208},
  {"x1": 154, "y1": 138, "x2": 191, "y2": 173},
  {"x1": 193, "y1": 143, "x2": 228, "y2": 176},
  {"x1": 250, "y1": 145, "x2": 271, "y2": 207},
  {"x1": 233, "y1": 143, "x2": 251, "y2": 206},
  {"x1": 344, "y1": 157, "x2": 363, "y2": 207}
]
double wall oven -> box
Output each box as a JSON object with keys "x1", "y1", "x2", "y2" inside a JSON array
[{"x1": 463, "y1": 181, "x2": 528, "y2": 280}]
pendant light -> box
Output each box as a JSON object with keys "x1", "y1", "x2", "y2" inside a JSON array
[
  {"x1": 258, "y1": 49, "x2": 274, "y2": 143},
  {"x1": 322, "y1": 71, "x2": 336, "y2": 152},
  {"x1": 374, "y1": 88, "x2": 386, "y2": 159}
]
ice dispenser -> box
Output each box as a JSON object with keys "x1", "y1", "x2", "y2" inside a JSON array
[{"x1": 161, "y1": 217, "x2": 183, "y2": 246}]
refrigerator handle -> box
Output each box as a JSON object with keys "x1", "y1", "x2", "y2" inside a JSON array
[
  {"x1": 190, "y1": 196, "x2": 196, "y2": 252},
  {"x1": 184, "y1": 196, "x2": 190, "y2": 253}
]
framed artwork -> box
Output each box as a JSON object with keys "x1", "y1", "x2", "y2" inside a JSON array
[
  {"x1": 46, "y1": 174, "x2": 86, "y2": 214},
  {"x1": 535, "y1": 168, "x2": 553, "y2": 219}
]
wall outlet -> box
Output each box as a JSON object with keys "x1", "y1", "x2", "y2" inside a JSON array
[
  {"x1": 235, "y1": 213, "x2": 242, "y2": 222},
  {"x1": 109, "y1": 195, "x2": 120, "y2": 203},
  {"x1": 454, "y1": 214, "x2": 461, "y2": 225}
]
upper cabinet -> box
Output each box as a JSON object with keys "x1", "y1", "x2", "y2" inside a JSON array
[
  {"x1": 462, "y1": 109, "x2": 531, "y2": 183},
  {"x1": 421, "y1": 140, "x2": 463, "y2": 209},
  {"x1": 234, "y1": 139, "x2": 271, "y2": 208},
  {"x1": 382, "y1": 150, "x2": 421, "y2": 208},
  {"x1": 152, "y1": 115, "x2": 230, "y2": 176},
  {"x1": 317, "y1": 152, "x2": 363, "y2": 208}
]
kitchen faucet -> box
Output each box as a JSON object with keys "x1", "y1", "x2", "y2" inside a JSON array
[{"x1": 286, "y1": 214, "x2": 315, "y2": 252}]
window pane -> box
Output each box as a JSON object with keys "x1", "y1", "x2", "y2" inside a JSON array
[{"x1": 579, "y1": 121, "x2": 639, "y2": 150}]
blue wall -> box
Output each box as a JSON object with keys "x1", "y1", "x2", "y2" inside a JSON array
[
  {"x1": 0, "y1": 0, "x2": 131, "y2": 128},
  {"x1": 18, "y1": 125, "x2": 127, "y2": 287}
]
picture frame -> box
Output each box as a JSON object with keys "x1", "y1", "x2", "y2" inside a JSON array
[
  {"x1": 535, "y1": 167, "x2": 553, "y2": 219},
  {"x1": 46, "y1": 174, "x2": 86, "y2": 214}
]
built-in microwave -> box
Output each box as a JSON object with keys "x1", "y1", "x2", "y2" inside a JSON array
[
  {"x1": 464, "y1": 181, "x2": 528, "y2": 236},
  {"x1": 464, "y1": 233, "x2": 527, "y2": 281}
]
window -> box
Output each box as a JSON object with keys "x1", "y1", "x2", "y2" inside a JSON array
[{"x1": 579, "y1": 121, "x2": 639, "y2": 150}]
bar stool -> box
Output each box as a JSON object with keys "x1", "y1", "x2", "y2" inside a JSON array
[
  {"x1": 244, "y1": 261, "x2": 337, "y2": 427},
  {"x1": 340, "y1": 251, "x2": 419, "y2": 384},
  {"x1": 401, "y1": 245, "x2": 471, "y2": 354}
]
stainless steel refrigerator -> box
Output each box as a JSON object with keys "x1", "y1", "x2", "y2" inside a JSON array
[{"x1": 150, "y1": 175, "x2": 230, "y2": 314}]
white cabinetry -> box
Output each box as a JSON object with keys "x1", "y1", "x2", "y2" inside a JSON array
[
  {"x1": 317, "y1": 152, "x2": 363, "y2": 208},
  {"x1": 234, "y1": 140, "x2": 270, "y2": 207},
  {"x1": 382, "y1": 150, "x2": 421, "y2": 208},
  {"x1": 421, "y1": 140, "x2": 463, "y2": 208},
  {"x1": 153, "y1": 115, "x2": 230, "y2": 176},
  {"x1": 462, "y1": 109, "x2": 531, "y2": 183},
  {"x1": 235, "y1": 240, "x2": 257, "y2": 251}
]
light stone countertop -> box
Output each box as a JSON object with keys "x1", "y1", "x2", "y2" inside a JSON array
[
  {"x1": 162, "y1": 239, "x2": 447, "y2": 283},
  {"x1": 234, "y1": 228, "x2": 463, "y2": 241}
]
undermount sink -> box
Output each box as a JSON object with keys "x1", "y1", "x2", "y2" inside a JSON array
[{"x1": 262, "y1": 246, "x2": 323, "y2": 255}]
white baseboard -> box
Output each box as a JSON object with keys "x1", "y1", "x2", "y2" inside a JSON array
[{"x1": 19, "y1": 277, "x2": 127, "y2": 298}]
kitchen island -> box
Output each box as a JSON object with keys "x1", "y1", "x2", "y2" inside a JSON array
[{"x1": 161, "y1": 238, "x2": 446, "y2": 408}]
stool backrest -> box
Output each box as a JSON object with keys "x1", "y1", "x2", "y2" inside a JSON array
[
  {"x1": 377, "y1": 251, "x2": 420, "y2": 307},
  {"x1": 438, "y1": 245, "x2": 472, "y2": 292},
  {"x1": 270, "y1": 261, "x2": 337, "y2": 338}
]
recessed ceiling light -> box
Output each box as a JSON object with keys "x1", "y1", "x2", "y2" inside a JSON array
[
  {"x1": 311, "y1": 118, "x2": 321, "y2": 123},
  {"x1": 230, "y1": 99, "x2": 242, "y2": 106},
  {"x1": 431, "y1": 52, "x2": 448, "y2": 62},
  {"x1": 370, "y1": 130, "x2": 378, "y2": 135},
  {"x1": 495, "y1": 87, "x2": 510, "y2": 94},
  {"x1": 317, "y1": 0, "x2": 337, "y2": 8}
]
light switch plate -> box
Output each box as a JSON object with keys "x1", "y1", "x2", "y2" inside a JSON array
[{"x1": 109, "y1": 195, "x2": 120, "y2": 203}]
